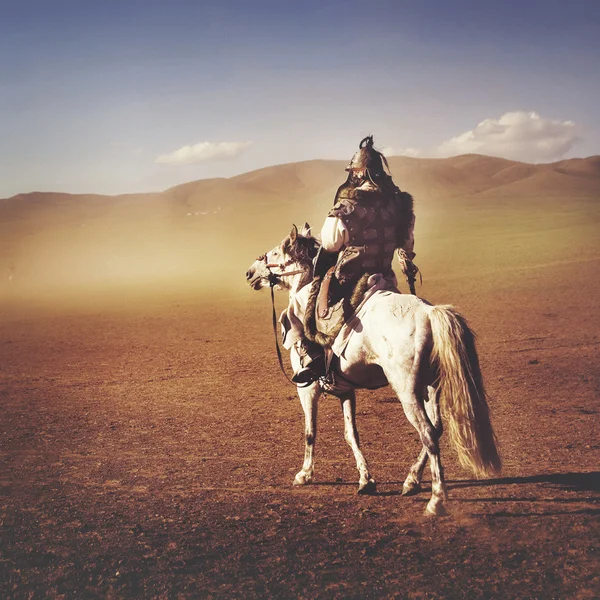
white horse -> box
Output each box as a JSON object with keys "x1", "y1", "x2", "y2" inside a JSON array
[{"x1": 246, "y1": 224, "x2": 501, "y2": 515}]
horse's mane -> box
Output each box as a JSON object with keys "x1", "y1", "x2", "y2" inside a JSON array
[{"x1": 283, "y1": 234, "x2": 319, "y2": 267}]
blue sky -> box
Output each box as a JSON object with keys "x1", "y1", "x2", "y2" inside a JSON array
[{"x1": 1, "y1": 0, "x2": 599, "y2": 196}]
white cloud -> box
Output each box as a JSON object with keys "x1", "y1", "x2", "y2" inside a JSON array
[
  {"x1": 155, "y1": 141, "x2": 253, "y2": 166},
  {"x1": 436, "y1": 111, "x2": 580, "y2": 162},
  {"x1": 380, "y1": 146, "x2": 422, "y2": 158},
  {"x1": 399, "y1": 147, "x2": 422, "y2": 158}
]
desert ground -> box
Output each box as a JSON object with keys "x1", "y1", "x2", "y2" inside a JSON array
[{"x1": 1, "y1": 155, "x2": 599, "y2": 598}]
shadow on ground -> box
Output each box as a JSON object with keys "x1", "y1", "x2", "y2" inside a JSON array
[{"x1": 449, "y1": 471, "x2": 600, "y2": 493}]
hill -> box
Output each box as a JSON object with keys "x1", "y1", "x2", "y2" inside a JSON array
[{"x1": 1, "y1": 154, "x2": 599, "y2": 302}]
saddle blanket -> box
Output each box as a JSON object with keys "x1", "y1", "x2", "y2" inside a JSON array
[
  {"x1": 331, "y1": 274, "x2": 399, "y2": 357},
  {"x1": 280, "y1": 273, "x2": 399, "y2": 354}
]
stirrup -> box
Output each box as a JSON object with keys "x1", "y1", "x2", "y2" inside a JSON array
[
  {"x1": 292, "y1": 367, "x2": 319, "y2": 386},
  {"x1": 291, "y1": 357, "x2": 326, "y2": 386}
]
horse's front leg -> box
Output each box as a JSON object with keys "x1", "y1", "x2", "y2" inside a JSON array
[
  {"x1": 340, "y1": 392, "x2": 376, "y2": 494},
  {"x1": 290, "y1": 348, "x2": 321, "y2": 485},
  {"x1": 293, "y1": 382, "x2": 320, "y2": 485}
]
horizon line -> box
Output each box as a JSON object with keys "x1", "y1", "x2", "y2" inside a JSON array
[{"x1": 3, "y1": 152, "x2": 599, "y2": 201}]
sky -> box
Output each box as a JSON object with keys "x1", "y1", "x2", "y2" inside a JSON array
[{"x1": 1, "y1": 0, "x2": 599, "y2": 197}]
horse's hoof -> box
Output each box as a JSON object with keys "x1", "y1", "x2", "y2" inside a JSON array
[
  {"x1": 425, "y1": 497, "x2": 448, "y2": 516},
  {"x1": 293, "y1": 472, "x2": 313, "y2": 486},
  {"x1": 358, "y1": 478, "x2": 377, "y2": 495},
  {"x1": 402, "y1": 481, "x2": 422, "y2": 496}
]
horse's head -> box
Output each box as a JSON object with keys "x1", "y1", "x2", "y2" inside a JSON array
[{"x1": 246, "y1": 223, "x2": 319, "y2": 291}]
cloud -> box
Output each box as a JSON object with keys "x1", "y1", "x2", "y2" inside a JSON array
[
  {"x1": 379, "y1": 146, "x2": 422, "y2": 158},
  {"x1": 155, "y1": 141, "x2": 253, "y2": 166},
  {"x1": 436, "y1": 111, "x2": 580, "y2": 162}
]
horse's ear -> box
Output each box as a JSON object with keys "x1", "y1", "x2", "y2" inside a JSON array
[
  {"x1": 289, "y1": 224, "x2": 298, "y2": 243},
  {"x1": 301, "y1": 222, "x2": 311, "y2": 237}
]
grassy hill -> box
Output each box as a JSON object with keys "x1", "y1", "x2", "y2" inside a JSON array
[{"x1": 1, "y1": 154, "x2": 599, "y2": 303}]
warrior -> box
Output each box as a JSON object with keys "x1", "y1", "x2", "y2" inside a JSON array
[{"x1": 284, "y1": 136, "x2": 418, "y2": 385}]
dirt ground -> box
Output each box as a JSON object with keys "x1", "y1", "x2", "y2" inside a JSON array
[{"x1": 1, "y1": 253, "x2": 599, "y2": 599}]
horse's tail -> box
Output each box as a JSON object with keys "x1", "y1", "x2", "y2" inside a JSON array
[{"x1": 428, "y1": 305, "x2": 502, "y2": 478}]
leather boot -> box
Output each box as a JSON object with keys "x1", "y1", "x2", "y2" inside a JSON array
[{"x1": 292, "y1": 339, "x2": 326, "y2": 385}]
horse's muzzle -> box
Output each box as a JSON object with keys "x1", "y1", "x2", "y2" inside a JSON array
[{"x1": 245, "y1": 266, "x2": 263, "y2": 290}]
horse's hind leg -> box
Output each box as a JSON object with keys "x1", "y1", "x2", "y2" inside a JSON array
[
  {"x1": 293, "y1": 382, "x2": 321, "y2": 486},
  {"x1": 388, "y1": 370, "x2": 447, "y2": 515},
  {"x1": 425, "y1": 444, "x2": 447, "y2": 516},
  {"x1": 340, "y1": 392, "x2": 376, "y2": 494},
  {"x1": 402, "y1": 385, "x2": 442, "y2": 496},
  {"x1": 402, "y1": 447, "x2": 427, "y2": 496}
]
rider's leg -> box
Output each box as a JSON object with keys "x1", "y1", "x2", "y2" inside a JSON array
[
  {"x1": 282, "y1": 285, "x2": 325, "y2": 385},
  {"x1": 291, "y1": 338, "x2": 326, "y2": 385}
]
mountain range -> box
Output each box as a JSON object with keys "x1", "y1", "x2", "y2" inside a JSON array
[{"x1": 1, "y1": 154, "x2": 599, "y2": 299}]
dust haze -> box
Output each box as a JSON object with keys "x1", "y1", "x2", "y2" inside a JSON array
[
  {"x1": 0, "y1": 192, "x2": 243, "y2": 306},
  {"x1": 2, "y1": 154, "x2": 599, "y2": 310}
]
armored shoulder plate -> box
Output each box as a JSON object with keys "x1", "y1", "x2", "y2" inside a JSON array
[
  {"x1": 328, "y1": 198, "x2": 356, "y2": 220},
  {"x1": 328, "y1": 197, "x2": 372, "y2": 225},
  {"x1": 395, "y1": 190, "x2": 414, "y2": 213}
]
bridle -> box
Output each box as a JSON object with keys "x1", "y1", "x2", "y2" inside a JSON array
[
  {"x1": 256, "y1": 250, "x2": 311, "y2": 387},
  {"x1": 256, "y1": 253, "x2": 306, "y2": 287}
]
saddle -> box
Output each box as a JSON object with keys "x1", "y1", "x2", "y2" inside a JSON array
[{"x1": 304, "y1": 269, "x2": 370, "y2": 348}]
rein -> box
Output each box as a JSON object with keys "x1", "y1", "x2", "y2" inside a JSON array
[
  {"x1": 257, "y1": 253, "x2": 307, "y2": 387},
  {"x1": 269, "y1": 283, "x2": 300, "y2": 387}
]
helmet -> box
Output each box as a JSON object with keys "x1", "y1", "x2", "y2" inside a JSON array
[{"x1": 346, "y1": 135, "x2": 388, "y2": 179}]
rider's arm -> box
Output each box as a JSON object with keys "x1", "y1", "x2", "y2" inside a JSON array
[
  {"x1": 400, "y1": 214, "x2": 416, "y2": 259},
  {"x1": 320, "y1": 216, "x2": 348, "y2": 252},
  {"x1": 397, "y1": 213, "x2": 418, "y2": 290}
]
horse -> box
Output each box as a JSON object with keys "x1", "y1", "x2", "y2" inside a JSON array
[{"x1": 245, "y1": 224, "x2": 501, "y2": 515}]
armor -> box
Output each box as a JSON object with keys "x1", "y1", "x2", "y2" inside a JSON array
[
  {"x1": 329, "y1": 188, "x2": 398, "y2": 282},
  {"x1": 328, "y1": 136, "x2": 415, "y2": 283}
]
